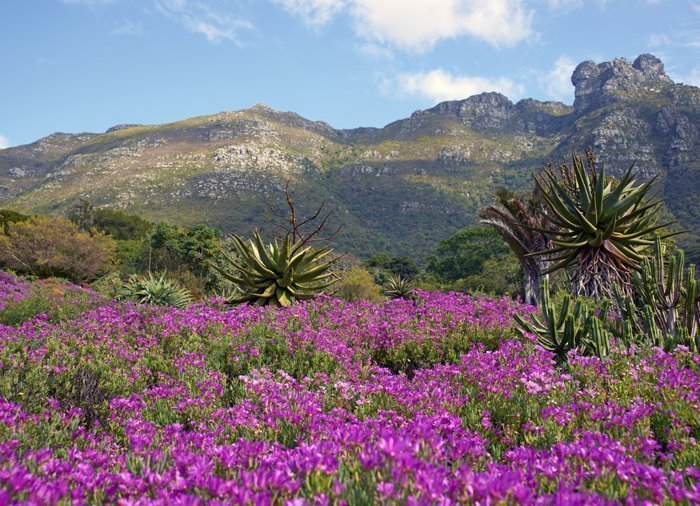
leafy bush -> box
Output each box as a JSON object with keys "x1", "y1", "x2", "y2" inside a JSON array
[
  {"x1": 334, "y1": 266, "x2": 384, "y2": 303},
  {"x1": 0, "y1": 215, "x2": 115, "y2": 282}
]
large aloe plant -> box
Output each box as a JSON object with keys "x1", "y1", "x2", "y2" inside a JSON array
[
  {"x1": 212, "y1": 231, "x2": 338, "y2": 307},
  {"x1": 534, "y1": 150, "x2": 671, "y2": 300}
]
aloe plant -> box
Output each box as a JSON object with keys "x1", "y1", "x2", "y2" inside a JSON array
[
  {"x1": 118, "y1": 272, "x2": 193, "y2": 309},
  {"x1": 534, "y1": 150, "x2": 671, "y2": 300},
  {"x1": 212, "y1": 231, "x2": 338, "y2": 307},
  {"x1": 383, "y1": 274, "x2": 415, "y2": 300}
]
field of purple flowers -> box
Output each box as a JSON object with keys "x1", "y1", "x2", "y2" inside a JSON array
[{"x1": 0, "y1": 271, "x2": 698, "y2": 504}]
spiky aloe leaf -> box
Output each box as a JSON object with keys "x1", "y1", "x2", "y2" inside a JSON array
[
  {"x1": 213, "y1": 231, "x2": 338, "y2": 307},
  {"x1": 532, "y1": 150, "x2": 671, "y2": 300}
]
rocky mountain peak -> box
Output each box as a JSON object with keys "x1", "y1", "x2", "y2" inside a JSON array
[
  {"x1": 572, "y1": 54, "x2": 672, "y2": 113},
  {"x1": 106, "y1": 124, "x2": 142, "y2": 133}
]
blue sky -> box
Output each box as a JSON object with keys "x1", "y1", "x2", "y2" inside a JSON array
[{"x1": 1, "y1": 0, "x2": 699, "y2": 148}]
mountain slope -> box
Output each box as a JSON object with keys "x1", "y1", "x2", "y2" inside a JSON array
[{"x1": 0, "y1": 54, "x2": 698, "y2": 259}]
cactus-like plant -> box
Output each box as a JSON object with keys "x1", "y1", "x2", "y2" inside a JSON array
[
  {"x1": 212, "y1": 231, "x2": 338, "y2": 307},
  {"x1": 611, "y1": 238, "x2": 699, "y2": 352},
  {"x1": 515, "y1": 276, "x2": 613, "y2": 362},
  {"x1": 514, "y1": 277, "x2": 588, "y2": 362},
  {"x1": 533, "y1": 150, "x2": 670, "y2": 300},
  {"x1": 383, "y1": 274, "x2": 415, "y2": 300},
  {"x1": 118, "y1": 272, "x2": 193, "y2": 309}
]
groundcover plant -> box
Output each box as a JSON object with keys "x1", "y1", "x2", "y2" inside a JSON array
[{"x1": 0, "y1": 272, "x2": 698, "y2": 504}]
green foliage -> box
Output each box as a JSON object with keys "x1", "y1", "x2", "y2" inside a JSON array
[
  {"x1": 426, "y1": 226, "x2": 511, "y2": 283},
  {"x1": 334, "y1": 266, "x2": 384, "y2": 303},
  {"x1": 148, "y1": 223, "x2": 222, "y2": 279},
  {"x1": 66, "y1": 198, "x2": 95, "y2": 231},
  {"x1": 382, "y1": 274, "x2": 415, "y2": 300},
  {"x1": 0, "y1": 209, "x2": 31, "y2": 233},
  {"x1": 90, "y1": 271, "x2": 124, "y2": 299},
  {"x1": 213, "y1": 231, "x2": 338, "y2": 307},
  {"x1": 366, "y1": 253, "x2": 419, "y2": 282},
  {"x1": 92, "y1": 208, "x2": 154, "y2": 240},
  {"x1": 117, "y1": 272, "x2": 193, "y2": 309},
  {"x1": 454, "y1": 255, "x2": 522, "y2": 297},
  {"x1": 109, "y1": 221, "x2": 224, "y2": 297},
  {"x1": 0, "y1": 215, "x2": 115, "y2": 283},
  {"x1": 535, "y1": 150, "x2": 669, "y2": 299}
]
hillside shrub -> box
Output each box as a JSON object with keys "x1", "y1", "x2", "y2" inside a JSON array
[
  {"x1": 334, "y1": 266, "x2": 384, "y2": 303},
  {"x1": 0, "y1": 215, "x2": 115, "y2": 282}
]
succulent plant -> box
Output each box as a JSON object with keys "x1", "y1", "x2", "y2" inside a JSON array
[
  {"x1": 212, "y1": 231, "x2": 338, "y2": 307},
  {"x1": 533, "y1": 150, "x2": 671, "y2": 300},
  {"x1": 118, "y1": 272, "x2": 193, "y2": 309},
  {"x1": 611, "y1": 237, "x2": 699, "y2": 352},
  {"x1": 383, "y1": 274, "x2": 415, "y2": 300},
  {"x1": 514, "y1": 276, "x2": 613, "y2": 362}
]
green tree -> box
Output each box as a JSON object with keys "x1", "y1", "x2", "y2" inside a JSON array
[
  {"x1": 0, "y1": 209, "x2": 31, "y2": 234},
  {"x1": 426, "y1": 226, "x2": 510, "y2": 283},
  {"x1": 66, "y1": 198, "x2": 95, "y2": 232},
  {"x1": 92, "y1": 209, "x2": 154, "y2": 240},
  {"x1": 479, "y1": 189, "x2": 551, "y2": 305}
]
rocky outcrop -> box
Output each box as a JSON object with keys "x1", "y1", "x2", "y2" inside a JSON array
[
  {"x1": 106, "y1": 124, "x2": 142, "y2": 133},
  {"x1": 572, "y1": 54, "x2": 672, "y2": 114}
]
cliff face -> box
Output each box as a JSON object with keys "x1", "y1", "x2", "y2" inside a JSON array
[{"x1": 0, "y1": 54, "x2": 697, "y2": 259}]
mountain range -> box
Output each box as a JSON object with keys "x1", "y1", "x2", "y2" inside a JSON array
[{"x1": 1, "y1": 54, "x2": 698, "y2": 260}]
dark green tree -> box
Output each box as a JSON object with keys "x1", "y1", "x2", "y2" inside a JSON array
[{"x1": 426, "y1": 226, "x2": 510, "y2": 283}]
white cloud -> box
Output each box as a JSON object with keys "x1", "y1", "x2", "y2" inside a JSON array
[
  {"x1": 272, "y1": 0, "x2": 533, "y2": 51},
  {"x1": 155, "y1": 0, "x2": 253, "y2": 44},
  {"x1": 0, "y1": 135, "x2": 10, "y2": 149},
  {"x1": 678, "y1": 66, "x2": 700, "y2": 87},
  {"x1": 539, "y1": 55, "x2": 576, "y2": 102},
  {"x1": 546, "y1": 0, "x2": 583, "y2": 9},
  {"x1": 272, "y1": 0, "x2": 346, "y2": 26},
  {"x1": 388, "y1": 69, "x2": 524, "y2": 103},
  {"x1": 113, "y1": 18, "x2": 142, "y2": 35},
  {"x1": 647, "y1": 33, "x2": 671, "y2": 47}
]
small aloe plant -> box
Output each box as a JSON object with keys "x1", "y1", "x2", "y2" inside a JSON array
[
  {"x1": 118, "y1": 272, "x2": 193, "y2": 309},
  {"x1": 383, "y1": 274, "x2": 415, "y2": 300}
]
